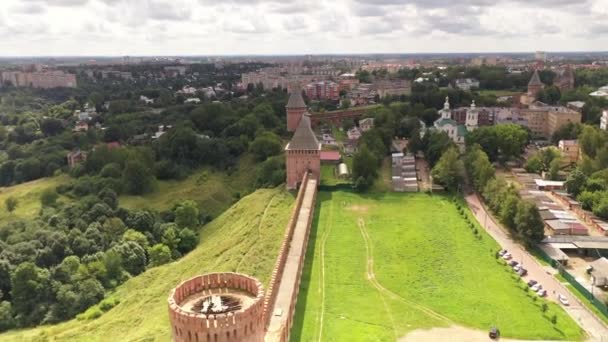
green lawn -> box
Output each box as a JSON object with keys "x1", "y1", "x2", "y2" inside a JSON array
[
  {"x1": 0, "y1": 187, "x2": 295, "y2": 342},
  {"x1": 292, "y1": 191, "x2": 585, "y2": 341}
]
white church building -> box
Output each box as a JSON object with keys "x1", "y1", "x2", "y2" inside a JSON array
[{"x1": 433, "y1": 96, "x2": 478, "y2": 145}]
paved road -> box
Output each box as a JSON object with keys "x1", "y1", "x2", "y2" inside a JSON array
[{"x1": 466, "y1": 193, "x2": 608, "y2": 341}]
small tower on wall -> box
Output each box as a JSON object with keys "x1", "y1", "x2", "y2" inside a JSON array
[
  {"x1": 286, "y1": 88, "x2": 307, "y2": 132},
  {"x1": 285, "y1": 114, "x2": 321, "y2": 189},
  {"x1": 465, "y1": 100, "x2": 479, "y2": 130},
  {"x1": 527, "y1": 69, "x2": 544, "y2": 99}
]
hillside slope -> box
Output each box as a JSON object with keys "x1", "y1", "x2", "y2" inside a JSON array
[{"x1": 0, "y1": 187, "x2": 294, "y2": 342}]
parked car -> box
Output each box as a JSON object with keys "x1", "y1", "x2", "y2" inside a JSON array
[
  {"x1": 531, "y1": 284, "x2": 542, "y2": 292},
  {"x1": 498, "y1": 249, "x2": 508, "y2": 256},
  {"x1": 489, "y1": 327, "x2": 500, "y2": 339},
  {"x1": 513, "y1": 264, "x2": 522, "y2": 271},
  {"x1": 502, "y1": 253, "x2": 512, "y2": 260},
  {"x1": 517, "y1": 268, "x2": 528, "y2": 276},
  {"x1": 558, "y1": 294, "x2": 569, "y2": 306},
  {"x1": 508, "y1": 260, "x2": 518, "y2": 267},
  {"x1": 537, "y1": 289, "x2": 547, "y2": 297},
  {"x1": 527, "y1": 280, "x2": 537, "y2": 287}
]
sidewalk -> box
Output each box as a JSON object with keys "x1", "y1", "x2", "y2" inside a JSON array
[{"x1": 465, "y1": 193, "x2": 608, "y2": 341}]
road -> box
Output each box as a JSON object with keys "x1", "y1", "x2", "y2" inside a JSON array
[{"x1": 466, "y1": 193, "x2": 608, "y2": 341}]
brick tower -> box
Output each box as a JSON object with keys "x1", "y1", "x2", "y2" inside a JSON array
[
  {"x1": 286, "y1": 89, "x2": 307, "y2": 132},
  {"x1": 168, "y1": 272, "x2": 265, "y2": 342},
  {"x1": 527, "y1": 69, "x2": 544, "y2": 99},
  {"x1": 285, "y1": 114, "x2": 320, "y2": 189}
]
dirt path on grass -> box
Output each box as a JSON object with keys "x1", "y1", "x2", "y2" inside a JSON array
[
  {"x1": 399, "y1": 326, "x2": 564, "y2": 342},
  {"x1": 317, "y1": 200, "x2": 334, "y2": 342},
  {"x1": 356, "y1": 217, "x2": 454, "y2": 327}
]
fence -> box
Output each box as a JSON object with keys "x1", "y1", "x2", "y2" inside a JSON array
[
  {"x1": 538, "y1": 246, "x2": 608, "y2": 320},
  {"x1": 558, "y1": 267, "x2": 608, "y2": 319}
]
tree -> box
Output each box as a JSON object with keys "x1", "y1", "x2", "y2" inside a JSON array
[
  {"x1": 0, "y1": 301, "x2": 15, "y2": 332},
  {"x1": 122, "y1": 229, "x2": 149, "y2": 249},
  {"x1": 249, "y1": 132, "x2": 283, "y2": 161},
  {"x1": 579, "y1": 125, "x2": 605, "y2": 158},
  {"x1": 352, "y1": 146, "x2": 379, "y2": 190},
  {"x1": 566, "y1": 168, "x2": 587, "y2": 197},
  {"x1": 175, "y1": 201, "x2": 199, "y2": 229},
  {"x1": 122, "y1": 160, "x2": 155, "y2": 195},
  {"x1": 161, "y1": 224, "x2": 181, "y2": 257},
  {"x1": 11, "y1": 262, "x2": 51, "y2": 326},
  {"x1": 178, "y1": 228, "x2": 199, "y2": 254},
  {"x1": 514, "y1": 200, "x2": 544, "y2": 245},
  {"x1": 431, "y1": 147, "x2": 464, "y2": 192},
  {"x1": 466, "y1": 145, "x2": 495, "y2": 192},
  {"x1": 40, "y1": 189, "x2": 59, "y2": 207},
  {"x1": 592, "y1": 195, "x2": 608, "y2": 220},
  {"x1": 5, "y1": 197, "x2": 17, "y2": 214},
  {"x1": 111, "y1": 241, "x2": 147, "y2": 276},
  {"x1": 148, "y1": 244, "x2": 172, "y2": 267},
  {"x1": 40, "y1": 118, "x2": 64, "y2": 137}
]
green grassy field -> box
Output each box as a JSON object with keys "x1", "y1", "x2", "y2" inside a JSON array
[
  {"x1": 0, "y1": 175, "x2": 71, "y2": 225},
  {"x1": 0, "y1": 156, "x2": 257, "y2": 226},
  {"x1": 120, "y1": 156, "x2": 256, "y2": 218},
  {"x1": 292, "y1": 191, "x2": 585, "y2": 341},
  {"x1": 0, "y1": 187, "x2": 295, "y2": 342}
]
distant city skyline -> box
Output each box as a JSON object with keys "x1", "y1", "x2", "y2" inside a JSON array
[{"x1": 0, "y1": 0, "x2": 606, "y2": 56}]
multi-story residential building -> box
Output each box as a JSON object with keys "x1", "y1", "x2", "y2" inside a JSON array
[
  {"x1": 304, "y1": 81, "x2": 339, "y2": 100},
  {"x1": 373, "y1": 79, "x2": 411, "y2": 98},
  {"x1": 1, "y1": 70, "x2": 77, "y2": 88},
  {"x1": 518, "y1": 106, "x2": 581, "y2": 138}
]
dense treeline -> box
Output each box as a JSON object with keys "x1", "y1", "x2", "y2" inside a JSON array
[
  {"x1": 562, "y1": 125, "x2": 608, "y2": 219},
  {"x1": 0, "y1": 190, "x2": 201, "y2": 330},
  {"x1": 466, "y1": 145, "x2": 545, "y2": 246}
]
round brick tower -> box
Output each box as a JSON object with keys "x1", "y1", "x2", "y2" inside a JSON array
[{"x1": 168, "y1": 273, "x2": 265, "y2": 342}]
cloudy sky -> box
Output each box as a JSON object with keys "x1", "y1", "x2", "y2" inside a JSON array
[{"x1": 0, "y1": 0, "x2": 606, "y2": 56}]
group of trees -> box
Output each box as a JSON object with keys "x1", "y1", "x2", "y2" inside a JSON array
[
  {"x1": 466, "y1": 145, "x2": 545, "y2": 246},
  {"x1": 561, "y1": 125, "x2": 608, "y2": 219},
  {"x1": 465, "y1": 124, "x2": 529, "y2": 163},
  {"x1": 0, "y1": 189, "x2": 201, "y2": 330},
  {"x1": 525, "y1": 147, "x2": 563, "y2": 180}
]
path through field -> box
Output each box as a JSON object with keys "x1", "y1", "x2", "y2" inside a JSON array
[{"x1": 292, "y1": 191, "x2": 586, "y2": 342}]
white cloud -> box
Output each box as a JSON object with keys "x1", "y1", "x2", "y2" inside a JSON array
[{"x1": 0, "y1": 0, "x2": 604, "y2": 55}]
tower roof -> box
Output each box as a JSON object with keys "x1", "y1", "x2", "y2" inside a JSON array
[
  {"x1": 286, "y1": 90, "x2": 306, "y2": 109},
  {"x1": 528, "y1": 69, "x2": 543, "y2": 87},
  {"x1": 287, "y1": 114, "x2": 320, "y2": 150}
]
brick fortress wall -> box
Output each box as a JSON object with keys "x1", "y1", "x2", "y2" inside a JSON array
[{"x1": 168, "y1": 273, "x2": 265, "y2": 342}]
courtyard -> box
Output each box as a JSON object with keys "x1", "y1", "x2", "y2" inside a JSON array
[{"x1": 292, "y1": 191, "x2": 585, "y2": 341}]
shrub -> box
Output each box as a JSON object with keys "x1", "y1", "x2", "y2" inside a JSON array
[{"x1": 99, "y1": 297, "x2": 120, "y2": 312}]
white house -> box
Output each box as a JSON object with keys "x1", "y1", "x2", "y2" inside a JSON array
[{"x1": 601, "y1": 109, "x2": 608, "y2": 131}]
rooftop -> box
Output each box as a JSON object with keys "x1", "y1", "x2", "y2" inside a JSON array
[
  {"x1": 286, "y1": 90, "x2": 306, "y2": 109},
  {"x1": 286, "y1": 114, "x2": 321, "y2": 151}
]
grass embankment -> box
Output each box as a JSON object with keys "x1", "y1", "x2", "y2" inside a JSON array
[
  {"x1": 0, "y1": 187, "x2": 295, "y2": 342},
  {"x1": 293, "y1": 191, "x2": 585, "y2": 341},
  {"x1": 0, "y1": 156, "x2": 257, "y2": 225},
  {"x1": 0, "y1": 175, "x2": 71, "y2": 225},
  {"x1": 121, "y1": 156, "x2": 257, "y2": 218},
  {"x1": 477, "y1": 90, "x2": 522, "y2": 97}
]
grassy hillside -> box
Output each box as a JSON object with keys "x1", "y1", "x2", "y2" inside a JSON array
[
  {"x1": 0, "y1": 155, "x2": 257, "y2": 226},
  {"x1": 0, "y1": 187, "x2": 295, "y2": 342},
  {"x1": 0, "y1": 175, "x2": 71, "y2": 225},
  {"x1": 120, "y1": 156, "x2": 257, "y2": 218}
]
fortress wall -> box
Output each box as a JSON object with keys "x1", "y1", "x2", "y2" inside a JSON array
[
  {"x1": 264, "y1": 174, "x2": 318, "y2": 342},
  {"x1": 262, "y1": 172, "x2": 310, "y2": 321}
]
